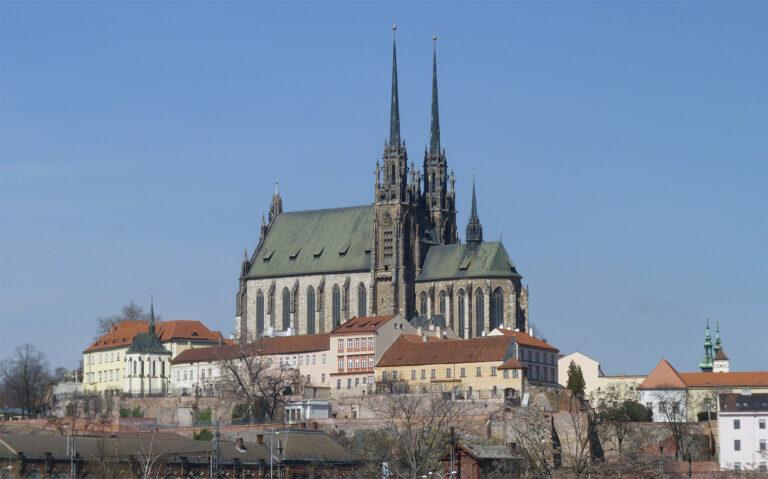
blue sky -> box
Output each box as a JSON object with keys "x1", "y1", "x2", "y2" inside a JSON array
[{"x1": 1, "y1": 1, "x2": 765, "y2": 374}]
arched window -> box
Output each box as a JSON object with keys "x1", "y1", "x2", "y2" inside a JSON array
[
  {"x1": 357, "y1": 283, "x2": 367, "y2": 317},
  {"x1": 306, "y1": 286, "x2": 316, "y2": 335},
  {"x1": 475, "y1": 289, "x2": 485, "y2": 337},
  {"x1": 438, "y1": 290, "x2": 447, "y2": 316},
  {"x1": 332, "y1": 285, "x2": 341, "y2": 328},
  {"x1": 491, "y1": 287, "x2": 504, "y2": 330},
  {"x1": 281, "y1": 287, "x2": 291, "y2": 330},
  {"x1": 419, "y1": 292, "x2": 428, "y2": 316},
  {"x1": 458, "y1": 290, "x2": 466, "y2": 339},
  {"x1": 256, "y1": 290, "x2": 265, "y2": 335}
]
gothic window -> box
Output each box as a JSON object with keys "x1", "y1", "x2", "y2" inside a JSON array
[
  {"x1": 458, "y1": 290, "x2": 466, "y2": 339},
  {"x1": 256, "y1": 290, "x2": 265, "y2": 335},
  {"x1": 357, "y1": 283, "x2": 367, "y2": 317},
  {"x1": 281, "y1": 287, "x2": 291, "y2": 330},
  {"x1": 438, "y1": 290, "x2": 447, "y2": 316},
  {"x1": 306, "y1": 286, "x2": 316, "y2": 335},
  {"x1": 332, "y1": 285, "x2": 341, "y2": 328},
  {"x1": 383, "y1": 214, "x2": 394, "y2": 264},
  {"x1": 419, "y1": 292, "x2": 428, "y2": 316},
  {"x1": 491, "y1": 287, "x2": 504, "y2": 330},
  {"x1": 475, "y1": 289, "x2": 484, "y2": 337}
]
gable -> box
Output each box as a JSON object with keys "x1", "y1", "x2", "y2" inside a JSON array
[{"x1": 417, "y1": 241, "x2": 520, "y2": 282}]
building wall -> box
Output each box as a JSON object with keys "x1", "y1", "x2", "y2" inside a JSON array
[
  {"x1": 376, "y1": 360, "x2": 525, "y2": 399},
  {"x1": 123, "y1": 353, "x2": 171, "y2": 397},
  {"x1": 244, "y1": 271, "x2": 371, "y2": 337},
  {"x1": 558, "y1": 352, "x2": 601, "y2": 395},
  {"x1": 718, "y1": 411, "x2": 768, "y2": 471},
  {"x1": 638, "y1": 389, "x2": 687, "y2": 422},
  {"x1": 83, "y1": 346, "x2": 128, "y2": 394},
  {"x1": 518, "y1": 345, "x2": 558, "y2": 386}
]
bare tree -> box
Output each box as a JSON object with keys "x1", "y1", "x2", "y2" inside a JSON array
[
  {"x1": 555, "y1": 409, "x2": 594, "y2": 478},
  {"x1": 95, "y1": 301, "x2": 161, "y2": 339},
  {"x1": 654, "y1": 390, "x2": 694, "y2": 461},
  {"x1": 366, "y1": 390, "x2": 468, "y2": 479},
  {"x1": 505, "y1": 406, "x2": 555, "y2": 478},
  {"x1": 0, "y1": 344, "x2": 53, "y2": 416},
  {"x1": 217, "y1": 339, "x2": 299, "y2": 423},
  {"x1": 129, "y1": 432, "x2": 166, "y2": 479}
]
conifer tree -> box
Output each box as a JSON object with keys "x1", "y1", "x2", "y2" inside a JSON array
[{"x1": 566, "y1": 360, "x2": 586, "y2": 398}]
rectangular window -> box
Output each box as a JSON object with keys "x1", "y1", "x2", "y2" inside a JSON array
[
  {"x1": 347, "y1": 378, "x2": 352, "y2": 389},
  {"x1": 513, "y1": 370, "x2": 519, "y2": 378},
  {"x1": 392, "y1": 371, "x2": 397, "y2": 380},
  {"x1": 446, "y1": 368, "x2": 452, "y2": 379},
  {"x1": 321, "y1": 373, "x2": 326, "y2": 383},
  {"x1": 201, "y1": 369, "x2": 205, "y2": 380},
  {"x1": 322, "y1": 354, "x2": 327, "y2": 364},
  {"x1": 503, "y1": 369, "x2": 509, "y2": 379},
  {"x1": 355, "y1": 358, "x2": 361, "y2": 369},
  {"x1": 336, "y1": 379, "x2": 341, "y2": 389},
  {"x1": 348, "y1": 359, "x2": 353, "y2": 369},
  {"x1": 354, "y1": 338, "x2": 360, "y2": 349},
  {"x1": 476, "y1": 367, "x2": 482, "y2": 377},
  {"x1": 411, "y1": 370, "x2": 416, "y2": 380},
  {"x1": 355, "y1": 377, "x2": 359, "y2": 386},
  {"x1": 491, "y1": 367, "x2": 497, "y2": 377},
  {"x1": 368, "y1": 338, "x2": 374, "y2": 350},
  {"x1": 421, "y1": 369, "x2": 426, "y2": 379},
  {"x1": 430, "y1": 369, "x2": 436, "y2": 379},
  {"x1": 535, "y1": 351, "x2": 539, "y2": 363},
  {"x1": 208, "y1": 368, "x2": 212, "y2": 378},
  {"x1": 734, "y1": 419, "x2": 741, "y2": 429},
  {"x1": 312, "y1": 355, "x2": 316, "y2": 365},
  {"x1": 760, "y1": 439, "x2": 766, "y2": 451},
  {"x1": 183, "y1": 371, "x2": 187, "y2": 380},
  {"x1": 347, "y1": 339, "x2": 353, "y2": 349},
  {"x1": 338, "y1": 339, "x2": 344, "y2": 351},
  {"x1": 362, "y1": 376, "x2": 367, "y2": 384},
  {"x1": 299, "y1": 356, "x2": 303, "y2": 365},
  {"x1": 338, "y1": 358, "x2": 344, "y2": 371},
  {"x1": 734, "y1": 439, "x2": 741, "y2": 451},
  {"x1": 460, "y1": 368, "x2": 466, "y2": 378},
  {"x1": 760, "y1": 419, "x2": 766, "y2": 429}
]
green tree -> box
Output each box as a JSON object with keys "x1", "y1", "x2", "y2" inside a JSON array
[{"x1": 566, "y1": 360, "x2": 586, "y2": 398}]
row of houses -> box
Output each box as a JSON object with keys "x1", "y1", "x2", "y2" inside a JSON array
[{"x1": 78, "y1": 313, "x2": 560, "y2": 401}]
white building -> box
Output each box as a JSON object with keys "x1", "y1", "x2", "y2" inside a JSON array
[
  {"x1": 284, "y1": 400, "x2": 332, "y2": 424},
  {"x1": 123, "y1": 308, "x2": 172, "y2": 397},
  {"x1": 718, "y1": 393, "x2": 768, "y2": 472}
]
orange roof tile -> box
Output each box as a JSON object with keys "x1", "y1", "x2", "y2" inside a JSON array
[
  {"x1": 494, "y1": 329, "x2": 559, "y2": 352},
  {"x1": 377, "y1": 335, "x2": 515, "y2": 368},
  {"x1": 170, "y1": 334, "x2": 331, "y2": 365},
  {"x1": 680, "y1": 371, "x2": 768, "y2": 388},
  {"x1": 638, "y1": 359, "x2": 687, "y2": 390},
  {"x1": 84, "y1": 320, "x2": 223, "y2": 353},
  {"x1": 330, "y1": 315, "x2": 396, "y2": 335},
  {"x1": 497, "y1": 357, "x2": 526, "y2": 370}
]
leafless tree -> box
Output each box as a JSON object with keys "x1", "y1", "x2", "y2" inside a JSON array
[
  {"x1": 95, "y1": 301, "x2": 161, "y2": 339},
  {"x1": 217, "y1": 338, "x2": 299, "y2": 423},
  {"x1": 555, "y1": 409, "x2": 594, "y2": 478},
  {"x1": 129, "y1": 432, "x2": 166, "y2": 479},
  {"x1": 366, "y1": 390, "x2": 469, "y2": 479},
  {"x1": 654, "y1": 390, "x2": 694, "y2": 461},
  {"x1": 505, "y1": 406, "x2": 555, "y2": 478},
  {"x1": 0, "y1": 344, "x2": 53, "y2": 416}
]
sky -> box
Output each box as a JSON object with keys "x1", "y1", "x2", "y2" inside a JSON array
[{"x1": 0, "y1": 1, "x2": 766, "y2": 374}]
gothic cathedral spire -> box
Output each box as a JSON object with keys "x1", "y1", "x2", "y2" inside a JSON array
[
  {"x1": 466, "y1": 176, "x2": 483, "y2": 245},
  {"x1": 429, "y1": 36, "x2": 440, "y2": 156},
  {"x1": 389, "y1": 26, "x2": 401, "y2": 148}
]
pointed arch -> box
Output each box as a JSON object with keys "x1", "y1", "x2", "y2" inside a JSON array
[
  {"x1": 438, "y1": 290, "x2": 447, "y2": 316},
  {"x1": 419, "y1": 292, "x2": 428, "y2": 317},
  {"x1": 474, "y1": 289, "x2": 484, "y2": 337},
  {"x1": 281, "y1": 287, "x2": 291, "y2": 330},
  {"x1": 457, "y1": 289, "x2": 466, "y2": 339},
  {"x1": 306, "y1": 286, "x2": 316, "y2": 335},
  {"x1": 256, "y1": 290, "x2": 265, "y2": 336},
  {"x1": 357, "y1": 282, "x2": 367, "y2": 317},
  {"x1": 491, "y1": 287, "x2": 504, "y2": 330},
  {"x1": 332, "y1": 284, "x2": 341, "y2": 328}
]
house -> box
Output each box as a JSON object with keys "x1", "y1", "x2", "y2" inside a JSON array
[
  {"x1": 557, "y1": 352, "x2": 644, "y2": 402},
  {"x1": 488, "y1": 327, "x2": 560, "y2": 386},
  {"x1": 638, "y1": 359, "x2": 768, "y2": 422},
  {"x1": 375, "y1": 334, "x2": 526, "y2": 400},
  {"x1": 284, "y1": 400, "x2": 332, "y2": 424},
  {"x1": 328, "y1": 314, "x2": 417, "y2": 395},
  {"x1": 717, "y1": 393, "x2": 768, "y2": 472}
]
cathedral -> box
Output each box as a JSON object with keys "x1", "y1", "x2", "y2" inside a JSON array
[{"x1": 235, "y1": 33, "x2": 529, "y2": 341}]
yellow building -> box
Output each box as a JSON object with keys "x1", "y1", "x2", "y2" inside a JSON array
[
  {"x1": 83, "y1": 319, "x2": 224, "y2": 394},
  {"x1": 375, "y1": 335, "x2": 526, "y2": 400}
]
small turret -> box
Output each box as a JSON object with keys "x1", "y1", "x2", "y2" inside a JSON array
[
  {"x1": 268, "y1": 181, "x2": 283, "y2": 222},
  {"x1": 698, "y1": 318, "x2": 714, "y2": 372},
  {"x1": 465, "y1": 176, "x2": 483, "y2": 246},
  {"x1": 713, "y1": 321, "x2": 730, "y2": 372}
]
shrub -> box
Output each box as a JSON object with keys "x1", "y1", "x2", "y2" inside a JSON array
[
  {"x1": 131, "y1": 406, "x2": 143, "y2": 418},
  {"x1": 193, "y1": 428, "x2": 213, "y2": 441},
  {"x1": 623, "y1": 399, "x2": 652, "y2": 422},
  {"x1": 196, "y1": 407, "x2": 212, "y2": 425},
  {"x1": 119, "y1": 407, "x2": 132, "y2": 418},
  {"x1": 697, "y1": 411, "x2": 717, "y2": 421}
]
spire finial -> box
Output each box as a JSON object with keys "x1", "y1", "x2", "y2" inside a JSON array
[
  {"x1": 274, "y1": 180, "x2": 279, "y2": 196},
  {"x1": 466, "y1": 176, "x2": 483, "y2": 246},
  {"x1": 149, "y1": 296, "x2": 156, "y2": 336},
  {"x1": 429, "y1": 33, "x2": 441, "y2": 156},
  {"x1": 389, "y1": 24, "x2": 401, "y2": 148}
]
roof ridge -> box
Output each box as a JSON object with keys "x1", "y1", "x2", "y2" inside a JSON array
[{"x1": 282, "y1": 204, "x2": 372, "y2": 216}]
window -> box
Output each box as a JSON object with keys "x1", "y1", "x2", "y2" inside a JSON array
[
  {"x1": 512, "y1": 370, "x2": 519, "y2": 379},
  {"x1": 354, "y1": 338, "x2": 360, "y2": 350},
  {"x1": 438, "y1": 290, "x2": 447, "y2": 315},
  {"x1": 760, "y1": 439, "x2": 766, "y2": 451},
  {"x1": 347, "y1": 338, "x2": 353, "y2": 349},
  {"x1": 306, "y1": 286, "x2": 316, "y2": 335},
  {"x1": 476, "y1": 367, "x2": 482, "y2": 377},
  {"x1": 493, "y1": 385, "x2": 498, "y2": 397},
  {"x1": 348, "y1": 358, "x2": 353, "y2": 369},
  {"x1": 457, "y1": 289, "x2": 466, "y2": 338},
  {"x1": 460, "y1": 368, "x2": 466, "y2": 378},
  {"x1": 734, "y1": 439, "x2": 741, "y2": 451},
  {"x1": 392, "y1": 371, "x2": 397, "y2": 380},
  {"x1": 176, "y1": 371, "x2": 180, "y2": 380},
  {"x1": 355, "y1": 358, "x2": 361, "y2": 369},
  {"x1": 338, "y1": 358, "x2": 344, "y2": 371},
  {"x1": 208, "y1": 368, "x2": 212, "y2": 378},
  {"x1": 256, "y1": 290, "x2": 265, "y2": 335},
  {"x1": 312, "y1": 355, "x2": 316, "y2": 365},
  {"x1": 299, "y1": 355, "x2": 303, "y2": 365},
  {"x1": 347, "y1": 378, "x2": 352, "y2": 389},
  {"x1": 475, "y1": 289, "x2": 484, "y2": 336},
  {"x1": 322, "y1": 354, "x2": 326, "y2": 364},
  {"x1": 446, "y1": 368, "x2": 452, "y2": 378},
  {"x1": 332, "y1": 285, "x2": 341, "y2": 328},
  {"x1": 357, "y1": 283, "x2": 367, "y2": 317},
  {"x1": 411, "y1": 370, "x2": 416, "y2": 380},
  {"x1": 503, "y1": 369, "x2": 509, "y2": 379},
  {"x1": 535, "y1": 351, "x2": 540, "y2": 363},
  {"x1": 760, "y1": 419, "x2": 766, "y2": 429},
  {"x1": 281, "y1": 287, "x2": 291, "y2": 330},
  {"x1": 734, "y1": 462, "x2": 741, "y2": 471},
  {"x1": 183, "y1": 371, "x2": 188, "y2": 380},
  {"x1": 355, "y1": 377, "x2": 360, "y2": 386},
  {"x1": 431, "y1": 369, "x2": 436, "y2": 379},
  {"x1": 491, "y1": 288, "x2": 504, "y2": 329},
  {"x1": 321, "y1": 373, "x2": 326, "y2": 383},
  {"x1": 201, "y1": 369, "x2": 205, "y2": 380},
  {"x1": 336, "y1": 379, "x2": 341, "y2": 390},
  {"x1": 419, "y1": 292, "x2": 428, "y2": 316},
  {"x1": 421, "y1": 370, "x2": 426, "y2": 380},
  {"x1": 734, "y1": 419, "x2": 741, "y2": 429},
  {"x1": 491, "y1": 367, "x2": 497, "y2": 377},
  {"x1": 338, "y1": 339, "x2": 344, "y2": 351}
]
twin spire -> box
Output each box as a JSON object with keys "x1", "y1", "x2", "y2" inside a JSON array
[{"x1": 389, "y1": 25, "x2": 401, "y2": 148}]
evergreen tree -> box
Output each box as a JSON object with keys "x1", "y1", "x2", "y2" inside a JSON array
[{"x1": 566, "y1": 360, "x2": 586, "y2": 397}]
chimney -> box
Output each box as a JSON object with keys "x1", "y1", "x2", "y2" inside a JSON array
[
  {"x1": 235, "y1": 437, "x2": 246, "y2": 452},
  {"x1": 256, "y1": 434, "x2": 264, "y2": 444}
]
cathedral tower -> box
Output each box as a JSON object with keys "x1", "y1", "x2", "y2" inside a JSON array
[
  {"x1": 373, "y1": 26, "x2": 421, "y2": 317},
  {"x1": 422, "y1": 36, "x2": 457, "y2": 245}
]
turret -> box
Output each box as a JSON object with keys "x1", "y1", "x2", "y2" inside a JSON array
[{"x1": 465, "y1": 177, "x2": 483, "y2": 245}]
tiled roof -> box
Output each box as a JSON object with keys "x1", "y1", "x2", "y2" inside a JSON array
[
  {"x1": 493, "y1": 329, "x2": 559, "y2": 352},
  {"x1": 719, "y1": 393, "x2": 768, "y2": 412},
  {"x1": 330, "y1": 315, "x2": 396, "y2": 335},
  {"x1": 714, "y1": 350, "x2": 729, "y2": 361},
  {"x1": 85, "y1": 320, "x2": 223, "y2": 353},
  {"x1": 680, "y1": 371, "x2": 768, "y2": 388},
  {"x1": 638, "y1": 359, "x2": 689, "y2": 390},
  {"x1": 171, "y1": 334, "x2": 331, "y2": 365},
  {"x1": 377, "y1": 335, "x2": 515, "y2": 367},
  {"x1": 246, "y1": 205, "x2": 373, "y2": 279},
  {"x1": 497, "y1": 357, "x2": 525, "y2": 370},
  {"x1": 416, "y1": 241, "x2": 520, "y2": 282}
]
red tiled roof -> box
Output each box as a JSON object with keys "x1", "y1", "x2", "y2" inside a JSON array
[
  {"x1": 401, "y1": 334, "x2": 447, "y2": 344},
  {"x1": 84, "y1": 320, "x2": 223, "y2": 353},
  {"x1": 330, "y1": 315, "x2": 396, "y2": 335},
  {"x1": 170, "y1": 334, "x2": 331, "y2": 365},
  {"x1": 680, "y1": 371, "x2": 768, "y2": 388},
  {"x1": 497, "y1": 358, "x2": 526, "y2": 370},
  {"x1": 494, "y1": 329, "x2": 559, "y2": 352},
  {"x1": 377, "y1": 335, "x2": 515, "y2": 367},
  {"x1": 714, "y1": 350, "x2": 729, "y2": 361},
  {"x1": 638, "y1": 359, "x2": 689, "y2": 390}
]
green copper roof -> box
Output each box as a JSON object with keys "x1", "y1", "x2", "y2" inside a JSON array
[
  {"x1": 416, "y1": 241, "x2": 520, "y2": 282},
  {"x1": 246, "y1": 205, "x2": 373, "y2": 279},
  {"x1": 126, "y1": 333, "x2": 171, "y2": 355}
]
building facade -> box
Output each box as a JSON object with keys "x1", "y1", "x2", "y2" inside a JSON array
[
  {"x1": 236, "y1": 35, "x2": 530, "y2": 342},
  {"x1": 717, "y1": 393, "x2": 768, "y2": 472}
]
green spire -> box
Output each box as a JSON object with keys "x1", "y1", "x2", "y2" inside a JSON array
[
  {"x1": 389, "y1": 24, "x2": 401, "y2": 148},
  {"x1": 429, "y1": 35, "x2": 441, "y2": 156},
  {"x1": 699, "y1": 317, "x2": 714, "y2": 372},
  {"x1": 714, "y1": 320, "x2": 722, "y2": 353}
]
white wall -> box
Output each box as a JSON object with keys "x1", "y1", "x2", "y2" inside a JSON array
[
  {"x1": 638, "y1": 389, "x2": 687, "y2": 423},
  {"x1": 718, "y1": 412, "x2": 768, "y2": 471}
]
